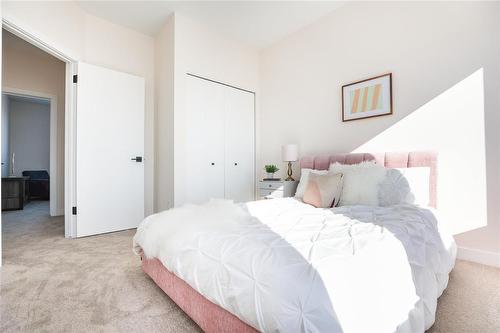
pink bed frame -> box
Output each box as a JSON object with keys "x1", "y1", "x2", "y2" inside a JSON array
[
  {"x1": 142, "y1": 151, "x2": 437, "y2": 332},
  {"x1": 142, "y1": 257, "x2": 258, "y2": 333}
]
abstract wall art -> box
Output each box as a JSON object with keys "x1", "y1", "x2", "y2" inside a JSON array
[{"x1": 342, "y1": 73, "x2": 392, "y2": 122}]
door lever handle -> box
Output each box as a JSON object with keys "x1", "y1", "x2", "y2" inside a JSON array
[{"x1": 131, "y1": 156, "x2": 143, "y2": 162}]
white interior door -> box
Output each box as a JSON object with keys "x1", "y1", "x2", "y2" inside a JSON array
[
  {"x1": 76, "y1": 62, "x2": 144, "y2": 237},
  {"x1": 224, "y1": 87, "x2": 255, "y2": 202},
  {"x1": 185, "y1": 75, "x2": 225, "y2": 204}
]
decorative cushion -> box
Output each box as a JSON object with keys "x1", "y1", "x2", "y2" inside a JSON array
[
  {"x1": 329, "y1": 161, "x2": 386, "y2": 206},
  {"x1": 295, "y1": 168, "x2": 329, "y2": 199},
  {"x1": 302, "y1": 172, "x2": 344, "y2": 208}
]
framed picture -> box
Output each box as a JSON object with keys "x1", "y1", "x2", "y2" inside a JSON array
[{"x1": 342, "y1": 73, "x2": 392, "y2": 122}]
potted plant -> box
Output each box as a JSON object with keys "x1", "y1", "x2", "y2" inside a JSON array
[{"x1": 264, "y1": 165, "x2": 279, "y2": 179}]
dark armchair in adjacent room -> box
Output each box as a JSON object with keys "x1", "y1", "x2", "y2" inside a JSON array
[{"x1": 22, "y1": 170, "x2": 50, "y2": 200}]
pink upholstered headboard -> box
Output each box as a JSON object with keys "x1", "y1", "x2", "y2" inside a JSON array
[{"x1": 300, "y1": 151, "x2": 437, "y2": 207}]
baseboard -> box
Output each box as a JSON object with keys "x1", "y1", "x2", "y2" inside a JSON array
[{"x1": 457, "y1": 246, "x2": 500, "y2": 268}]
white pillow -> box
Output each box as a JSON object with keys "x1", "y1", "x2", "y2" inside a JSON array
[
  {"x1": 329, "y1": 161, "x2": 386, "y2": 206},
  {"x1": 295, "y1": 168, "x2": 329, "y2": 198},
  {"x1": 378, "y1": 167, "x2": 431, "y2": 206},
  {"x1": 378, "y1": 168, "x2": 412, "y2": 206},
  {"x1": 396, "y1": 167, "x2": 430, "y2": 206}
]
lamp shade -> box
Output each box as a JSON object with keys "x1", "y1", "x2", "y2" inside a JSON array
[{"x1": 281, "y1": 144, "x2": 299, "y2": 162}]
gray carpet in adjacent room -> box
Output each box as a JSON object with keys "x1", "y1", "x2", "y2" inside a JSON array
[{"x1": 1, "y1": 202, "x2": 499, "y2": 332}]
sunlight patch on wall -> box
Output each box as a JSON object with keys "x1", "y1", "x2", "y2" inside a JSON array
[{"x1": 354, "y1": 69, "x2": 486, "y2": 235}]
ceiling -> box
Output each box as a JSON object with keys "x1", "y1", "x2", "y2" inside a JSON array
[{"x1": 76, "y1": 1, "x2": 345, "y2": 49}]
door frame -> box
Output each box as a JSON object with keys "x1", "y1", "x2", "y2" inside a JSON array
[
  {"x1": 2, "y1": 18, "x2": 78, "y2": 239},
  {"x1": 2, "y1": 88, "x2": 60, "y2": 216}
]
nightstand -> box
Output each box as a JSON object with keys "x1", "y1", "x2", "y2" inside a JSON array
[{"x1": 258, "y1": 180, "x2": 299, "y2": 199}]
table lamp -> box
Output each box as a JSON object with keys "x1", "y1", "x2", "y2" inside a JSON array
[{"x1": 281, "y1": 144, "x2": 298, "y2": 181}]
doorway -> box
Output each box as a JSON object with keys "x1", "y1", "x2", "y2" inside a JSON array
[
  {"x1": 1, "y1": 30, "x2": 66, "y2": 242},
  {"x1": 2, "y1": 90, "x2": 59, "y2": 213},
  {"x1": 1, "y1": 17, "x2": 146, "y2": 258}
]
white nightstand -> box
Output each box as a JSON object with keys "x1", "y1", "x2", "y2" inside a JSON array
[{"x1": 258, "y1": 180, "x2": 299, "y2": 199}]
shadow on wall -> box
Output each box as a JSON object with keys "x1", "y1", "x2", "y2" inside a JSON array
[{"x1": 353, "y1": 69, "x2": 487, "y2": 236}]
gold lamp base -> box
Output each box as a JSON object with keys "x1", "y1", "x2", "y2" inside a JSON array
[{"x1": 285, "y1": 161, "x2": 295, "y2": 181}]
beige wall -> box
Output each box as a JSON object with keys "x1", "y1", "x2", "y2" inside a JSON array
[
  {"x1": 2, "y1": 1, "x2": 156, "y2": 216},
  {"x1": 260, "y1": 2, "x2": 500, "y2": 259},
  {"x1": 2, "y1": 30, "x2": 66, "y2": 214}
]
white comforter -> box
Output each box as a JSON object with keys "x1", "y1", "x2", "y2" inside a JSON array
[{"x1": 133, "y1": 198, "x2": 456, "y2": 333}]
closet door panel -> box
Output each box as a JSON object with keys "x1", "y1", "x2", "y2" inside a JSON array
[
  {"x1": 185, "y1": 76, "x2": 225, "y2": 204},
  {"x1": 224, "y1": 88, "x2": 255, "y2": 202}
]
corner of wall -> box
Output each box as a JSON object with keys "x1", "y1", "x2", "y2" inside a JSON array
[{"x1": 154, "y1": 14, "x2": 176, "y2": 212}]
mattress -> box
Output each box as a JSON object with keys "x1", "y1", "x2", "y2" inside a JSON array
[{"x1": 134, "y1": 198, "x2": 456, "y2": 333}]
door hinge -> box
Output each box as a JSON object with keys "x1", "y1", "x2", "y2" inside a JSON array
[
  {"x1": 73, "y1": 75, "x2": 78, "y2": 84},
  {"x1": 72, "y1": 206, "x2": 77, "y2": 215}
]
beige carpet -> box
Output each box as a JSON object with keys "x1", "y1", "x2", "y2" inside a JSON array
[{"x1": 1, "y1": 202, "x2": 499, "y2": 332}]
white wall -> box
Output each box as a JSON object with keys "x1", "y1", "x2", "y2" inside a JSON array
[
  {"x1": 154, "y1": 15, "x2": 175, "y2": 212},
  {"x1": 2, "y1": 30, "x2": 65, "y2": 213},
  {"x1": 2, "y1": 1, "x2": 156, "y2": 216},
  {"x1": 8, "y1": 98, "x2": 50, "y2": 175},
  {"x1": 83, "y1": 13, "x2": 156, "y2": 215},
  {"x1": 1, "y1": 94, "x2": 9, "y2": 177},
  {"x1": 260, "y1": 2, "x2": 500, "y2": 259},
  {"x1": 173, "y1": 14, "x2": 260, "y2": 207},
  {"x1": 154, "y1": 13, "x2": 260, "y2": 210},
  {"x1": 3, "y1": 2, "x2": 260, "y2": 214}
]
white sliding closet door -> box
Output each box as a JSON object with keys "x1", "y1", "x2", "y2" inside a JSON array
[
  {"x1": 185, "y1": 74, "x2": 255, "y2": 205},
  {"x1": 224, "y1": 88, "x2": 255, "y2": 202},
  {"x1": 185, "y1": 76, "x2": 225, "y2": 204}
]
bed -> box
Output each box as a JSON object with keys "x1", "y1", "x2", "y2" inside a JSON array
[{"x1": 134, "y1": 151, "x2": 456, "y2": 333}]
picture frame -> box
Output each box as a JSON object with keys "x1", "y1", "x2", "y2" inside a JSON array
[{"x1": 342, "y1": 73, "x2": 392, "y2": 122}]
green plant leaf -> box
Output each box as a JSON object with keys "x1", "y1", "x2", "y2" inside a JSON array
[{"x1": 264, "y1": 164, "x2": 279, "y2": 173}]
